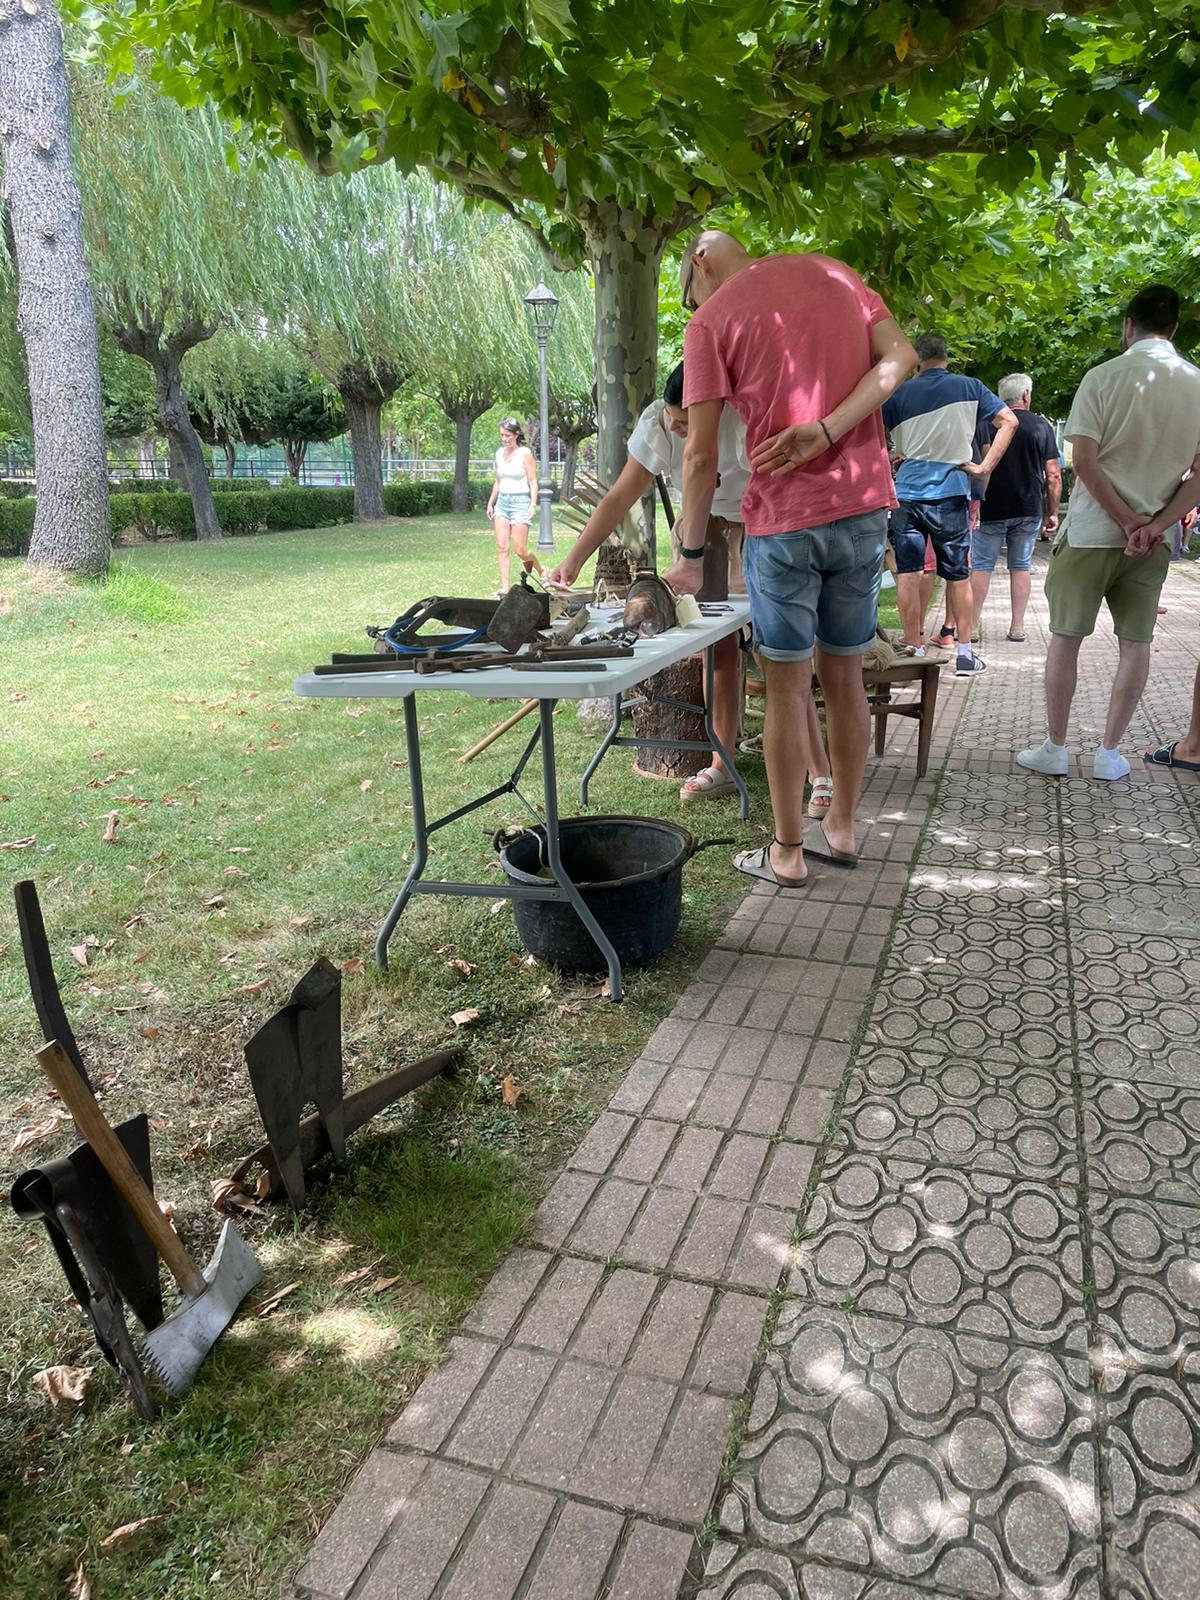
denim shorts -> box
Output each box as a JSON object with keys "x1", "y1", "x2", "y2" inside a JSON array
[
  {"x1": 495, "y1": 492, "x2": 533, "y2": 525},
  {"x1": 742, "y1": 510, "x2": 887, "y2": 662},
  {"x1": 890, "y1": 498, "x2": 971, "y2": 581},
  {"x1": 972, "y1": 516, "x2": 1041, "y2": 573}
]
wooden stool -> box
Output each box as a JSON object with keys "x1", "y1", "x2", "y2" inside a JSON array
[{"x1": 862, "y1": 659, "x2": 941, "y2": 778}]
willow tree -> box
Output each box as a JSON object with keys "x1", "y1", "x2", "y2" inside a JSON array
[
  {"x1": 0, "y1": 2, "x2": 109, "y2": 574},
  {"x1": 186, "y1": 330, "x2": 346, "y2": 479},
  {"x1": 267, "y1": 161, "x2": 423, "y2": 519},
  {"x1": 71, "y1": 67, "x2": 268, "y2": 538},
  {"x1": 89, "y1": 1, "x2": 1200, "y2": 541},
  {"x1": 408, "y1": 192, "x2": 534, "y2": 511}
]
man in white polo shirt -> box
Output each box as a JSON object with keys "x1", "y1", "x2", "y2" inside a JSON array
[
  {"x1": 548, "y1": 361, "x2": 749, "y2": 802},
  {"x1": 1019, "y1": 284, "x2": 1200, "y2": 781}
]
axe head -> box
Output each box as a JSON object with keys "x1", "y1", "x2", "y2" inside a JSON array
[{"x1": 141, "y1": 1221, "x2": 262, "y2": 1396}]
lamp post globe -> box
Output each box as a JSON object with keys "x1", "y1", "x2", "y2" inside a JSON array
[{"x1": 523, "y1": 282, "x2": 560, "y2": 552}]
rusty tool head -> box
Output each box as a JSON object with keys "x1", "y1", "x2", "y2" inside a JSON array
[{"x1": 487, "y1": 575, "x2": 550, "y2": 652}]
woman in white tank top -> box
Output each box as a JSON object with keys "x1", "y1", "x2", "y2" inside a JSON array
[{"x1": 486, "y1": 419, "x2": 540, "y2": 592}]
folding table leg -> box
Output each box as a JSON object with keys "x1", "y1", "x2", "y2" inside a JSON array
[
  {"x1": 541, "y1": 700, "x2": 623, "y2": 1002},
  {"x1": 374, "y1": 696, "x2": 428, "y2": 969},
  {"x1": 579, "y1": 693, "x2": 622, "y2": 808},
  {"x1": 702, "y1": 643, "x2": 750, "y2": 820}
]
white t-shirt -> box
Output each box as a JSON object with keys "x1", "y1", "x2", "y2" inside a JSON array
[
  {"x1": 1063, "y1": 338, "x2": 1200, "y2": 548},
  {"x1": 626, "y1": 401, "x2": 749, "y2": 523}
]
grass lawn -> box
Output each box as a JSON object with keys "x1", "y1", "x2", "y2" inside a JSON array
[{"x1": 1, "y1": 515, "x2": 781, "y2": 1600}]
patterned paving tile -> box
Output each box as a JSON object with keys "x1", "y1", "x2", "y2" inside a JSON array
[
  {"x1": 880, "y1": 910, "x2": 1070, "y2": 981},
  {"x1": 789, "y1": 1153, "x2": 1089, "y2": 1349},
  {"x1": 1068, "y1": 879, "x2": 1200, "y2": 940},
  {"x1": 711, "y1": 1306, "x2": 1099, "y2": 1600},
  {"x1": 838, "y1": 1047, "x2": 1079, "y2": 1183},
  {"x1": 696, "y1": 1549, "x2": 967, "y2": 1599},
  {"x1": 864, "y1": 969, "x2": 1073, "y2": 1068},
  {"x1": 1073, "y1": 991, "x2": 1200, "y2": 1087},
  {"x1": 1105, "y1": 1367, "x2": 1200, "y2": 1600},
  {"x1": 1069, "y1": 930, "x2": 1200, "y2": 1005},
  {"x1": 1087, "y1": 1192, "x2": 1200, "y2": 1389},
  {"x1": 1079, "y1": 1078, "x2": 1200, "y2": 1206}
]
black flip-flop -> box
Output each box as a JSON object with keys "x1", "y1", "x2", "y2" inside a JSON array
[
  {"x1": 1144, "y1": 741, "x2": 1200, "y2": 773},
  {"x1": 802, "y1": 822, "x2": 858, "y2": 869}
]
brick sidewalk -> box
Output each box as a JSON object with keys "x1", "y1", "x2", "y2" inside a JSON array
[{"x1": 293, "y1": 550, "x2": 1199, "y2": 1600}]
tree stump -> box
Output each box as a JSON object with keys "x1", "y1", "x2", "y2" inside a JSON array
[{"x1": 631, "y1": 656, "x2": 707, "y2": 780}]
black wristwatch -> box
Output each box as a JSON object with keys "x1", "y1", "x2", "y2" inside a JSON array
[{"x1": 679, "y1": 544, "x2": 706, "y2": 560}]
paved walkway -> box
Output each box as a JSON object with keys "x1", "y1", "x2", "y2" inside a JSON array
[{"x1": 292, "y1": 550, "x2": 1199, "y2": 1600}]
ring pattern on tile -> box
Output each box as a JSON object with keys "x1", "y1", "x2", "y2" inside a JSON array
[
  {"x1": 790, "y1": 1154, "x2": 1088, "y2": 1349},
  {"x1": 838, "y1": 1048, "x2": 1080, "y2": 1183},
  {"x1": 720, "y1": 1307, "x2": 1099, "y2": 1600},
  {"x1": 864, "y1": 972, "x2": 1072, "y2": 1067},
  {"x1": 1087, "y1": 1192, "x2": 1200, "y2": 1389},
  {"x1": 1077, "y1": 1078, "x2": 1200, "y2": 1206}
]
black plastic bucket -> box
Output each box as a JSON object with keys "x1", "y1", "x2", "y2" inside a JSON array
[{"x1": 499, "y1": 815, "x2": 712, "y2": 972}]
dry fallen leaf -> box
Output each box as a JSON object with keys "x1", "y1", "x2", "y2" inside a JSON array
[
  {"x1": 335, "y1": 1257, "x2": 384, "y2": 1289},
  {"x1": 202, "y1": 895, "x2": 225, "y2": 910},
  {"x1": 70, "y1": 1561, "x2": 92, "y2": 1600},
  {"x1": 101, "y1": 812, "x2": 119, "y2": 844},
  {"x1": 289, "y1": 915, "x2": 311, "y2": 928},
  {"x1": 99, "y1": 1516, "x2": 165, "y2": 1553},
  {"x1": 210, "y1": 1177, "x2": 261, "y2": 1215},
  {"x1": 69, "y1": 944, "x2": 89, "y2": 968},
  {"x1": 32, "y1": 1364, "x2": 92, "y2": 1405},
  {"x1": 0, "y1": 835, "x2": 36, "y2": 851},
  {"x1": 359, "y1": 778, "x2": 374, "y2": 791},
  {"x1": 368, "y1": 1275, "x2": 404, "y2": 1296},
  {"x1": 501, "y1": 1074, "x2": 526, "y2": 1109},
  {"x1": 12, "y1": 1110, "x2": 70, "y2": 1154},
  {"x1": 236, "y1": 977, "x2": 270, "y2": 995},
  {"x1": 451, "y1": 1008, "x2": 480, "y2": 1028},
  {"x1": 342, "y1": 956, "x2": 365, "y2": 975},
  {"x1": 256, "y1": 1282, "x2": 301, "y2": 1317},
  {"x1": 448, "y1": 958, "x2": 474, "y2": 977}
]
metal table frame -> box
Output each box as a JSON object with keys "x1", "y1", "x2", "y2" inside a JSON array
[{"x1": 294, "y1": 603, "x2": 751, "y2": 1003}]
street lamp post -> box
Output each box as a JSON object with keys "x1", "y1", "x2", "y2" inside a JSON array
[{"x1": 523, "y1": 281, "x2": 560, "y2": 552}]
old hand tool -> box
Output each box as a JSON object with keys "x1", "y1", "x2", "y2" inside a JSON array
[
  {"x1": 229, "y1": 1047, "x2": 460, "y2": 1203},
  {"x1": 35, "y1": 1040, "x2": 263, "y2": 1397}
]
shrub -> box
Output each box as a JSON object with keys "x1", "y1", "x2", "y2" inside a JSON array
[
  {"x1": 207, "y1": 477, "x2": 272, "y2": 493},
  {"x1": 109, "y1": 478, "x2": 181, "y2": 495},
  {"x1": 110, "y1": 491, "x2": 195, "y2": 540},
  {"x1": 0, "y1": 497, "x2": 36, "y2": 556},
  {"x1": 383, "y1": 479, "x2": 492, "y2": 516},
  {"x1": 0, "y1": 479, "x2": 35, "y2": 500}
]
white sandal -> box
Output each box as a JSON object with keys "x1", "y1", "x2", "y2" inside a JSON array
[
  {"x1": 680, "y1": 765, "x2": 738, "y2": 802},
  {"x1": 807, "y1": 777, "x2": 833, "y2": 818}
]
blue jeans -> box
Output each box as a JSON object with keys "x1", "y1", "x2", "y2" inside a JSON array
[
  {"x1": 890, "y1": 498, "x2": 971, "y2": 581},
  {"x1": 742, "y1": 510, "x2": 887, "y2": 662},
  {"x1": 972, "y1": 516, "x2": 1041, "y2": 573}
]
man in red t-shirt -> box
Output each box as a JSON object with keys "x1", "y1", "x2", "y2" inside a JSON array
[{"x1": 662, "y1": 230, "x2": 916, "y2": 887}]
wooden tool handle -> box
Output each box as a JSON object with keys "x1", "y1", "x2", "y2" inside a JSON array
[{"x1": 35, "y1": 1040, "x2": 205, "y2": 1297}]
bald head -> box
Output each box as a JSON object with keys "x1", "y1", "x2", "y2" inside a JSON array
[{"x1": 680, "y1": 229, "x2": 751, "y2": 309}]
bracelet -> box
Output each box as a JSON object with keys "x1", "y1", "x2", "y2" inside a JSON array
[
  {"x1": 678, "y1": 544, "x2": 706, "y2": 560},
  {"x1": 819, "y1": 419, "x2": 835, "y2": 449}
]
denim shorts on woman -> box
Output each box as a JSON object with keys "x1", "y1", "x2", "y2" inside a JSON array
[
  {"x1": 742, "y1": 510, "x2": 887, "y2": 662},
  {"x1": 495, "y1": 492, "x2": 533, "y2": 524},
  {"x1": 972, "y1": 515, "x2": 1040, "y2": 573}
]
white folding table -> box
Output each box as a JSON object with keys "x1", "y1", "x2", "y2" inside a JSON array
[{"x1": 294, "y1": 599, "x2": 751, "y2": 1002}]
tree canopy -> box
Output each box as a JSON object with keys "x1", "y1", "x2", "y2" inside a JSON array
[{"x1": 87, "y1": 2, "x2": 1200, "y2": 253}]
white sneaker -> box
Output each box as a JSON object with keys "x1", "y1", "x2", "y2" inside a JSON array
[
  {"x1": 1093, "y1": 746, "x2": 1131, "y2": 781},
  {"x1": 1017, "y1": 740, "x2": 1068, "y2": 776}
]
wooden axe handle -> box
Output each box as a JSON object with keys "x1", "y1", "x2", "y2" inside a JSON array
[{"x1": 35, "y1": 1040, "x2": 205, "y2": 1298}]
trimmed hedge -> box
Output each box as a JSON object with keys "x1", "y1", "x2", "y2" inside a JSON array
[
  {"x1": 0, "y1": 479, "x2": 35, "y2": 500},
  {"x1": 0, "y1": 497, "x2": 36, "y2": 556},
  {"x1": 110, "y1": 478, "x2": 182, "y2": 495},
  {"x1": 0, "y1": 479, "x2": 496, "y2": 558}
]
